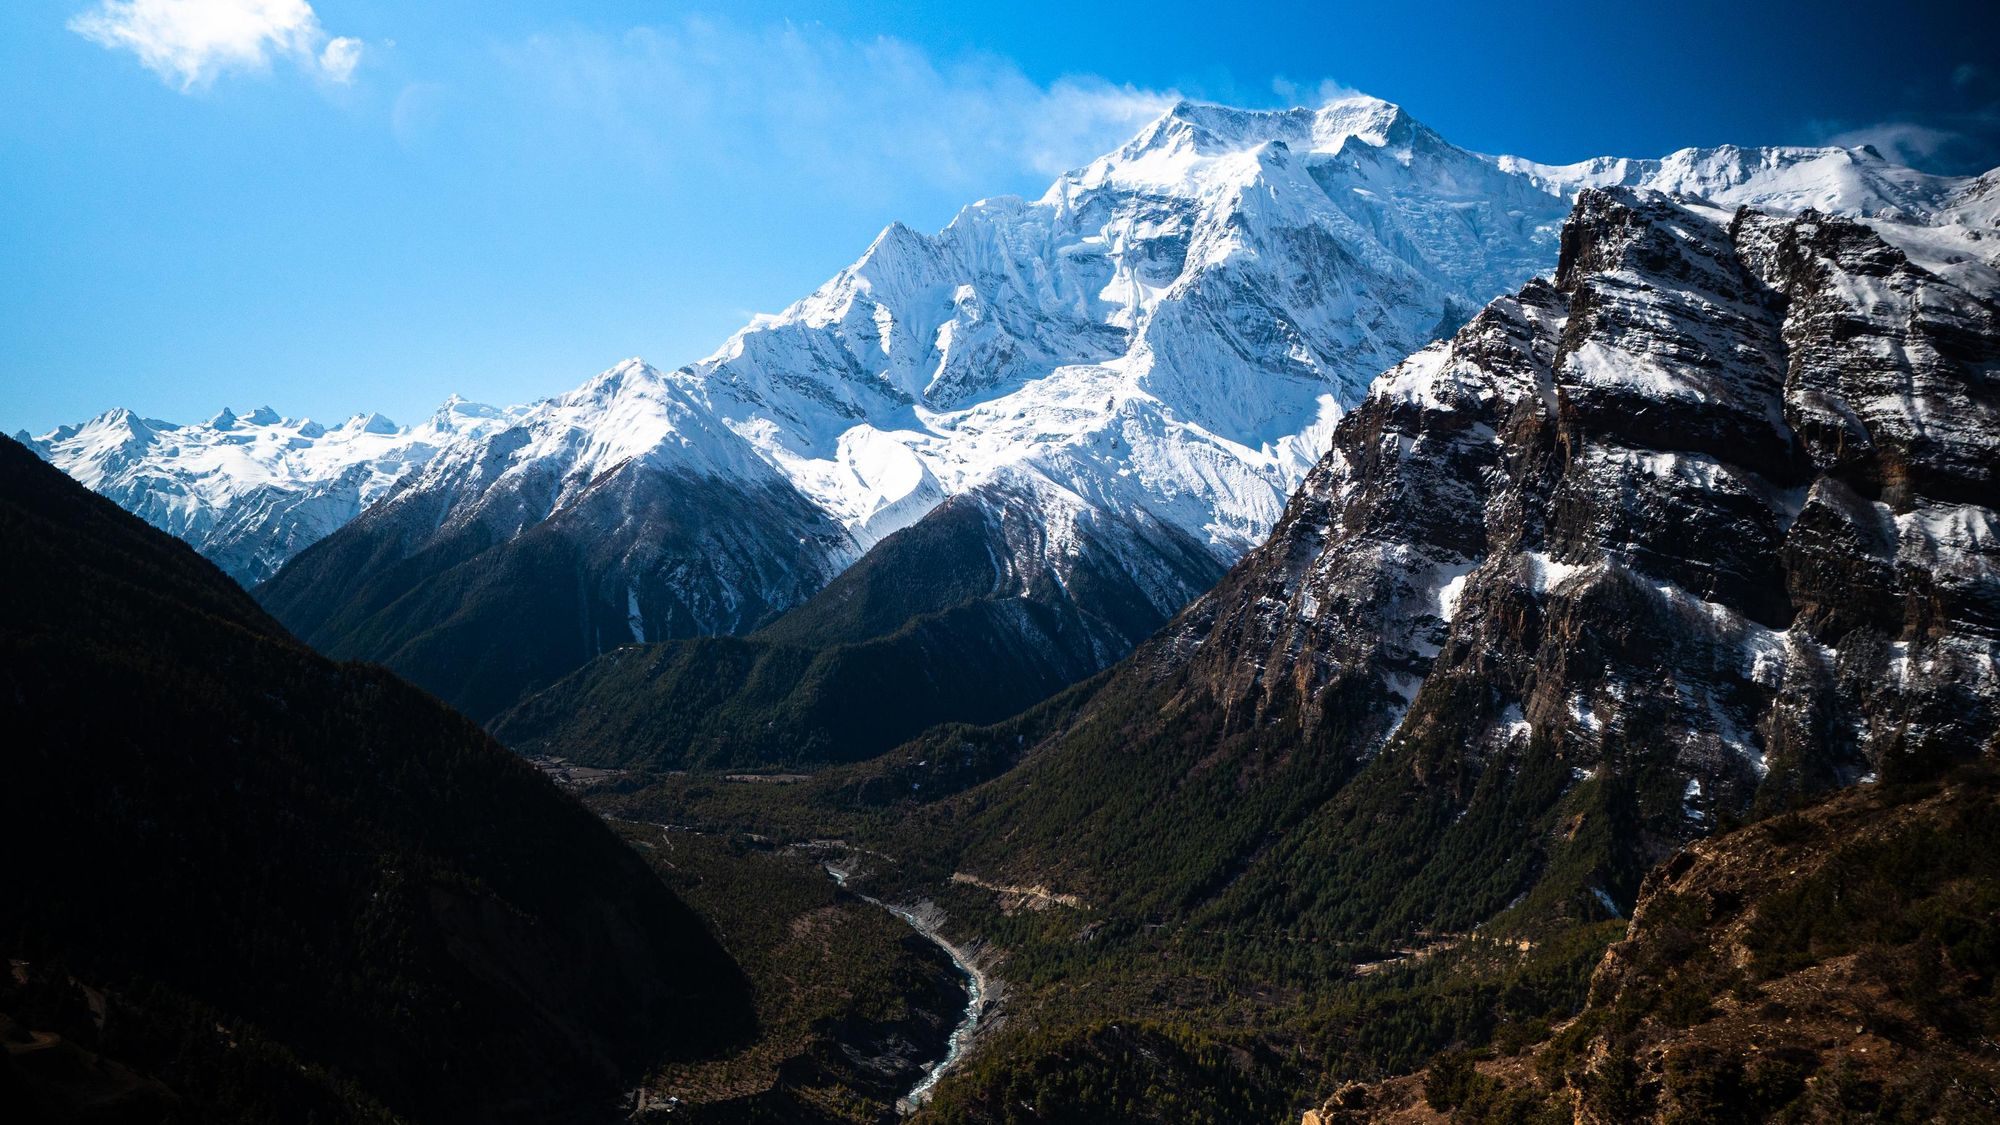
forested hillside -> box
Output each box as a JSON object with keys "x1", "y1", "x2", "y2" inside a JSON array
[{"x1": 0, "y1": 435, "x2": 752, "y2": 1123}]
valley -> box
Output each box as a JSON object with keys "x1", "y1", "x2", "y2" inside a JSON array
[
  {"x1": 528, "y1": 154, "x2": 1999, "y2": 1120},
  {"x1": 13, "y1": 64, "x2": 1999, "y2": 1125}
]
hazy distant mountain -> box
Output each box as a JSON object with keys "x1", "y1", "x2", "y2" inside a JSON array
[{"x1": 20, "y1": 397, "x2": 526, "y2": 585}]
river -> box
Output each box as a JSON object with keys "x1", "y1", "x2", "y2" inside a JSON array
[{"x1": 825, "y1": 865, "x2": 990, "y2": 1111}]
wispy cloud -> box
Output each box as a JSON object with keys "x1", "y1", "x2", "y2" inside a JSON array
[
  {"x1": 493, "y1": 19, "x2": 1177, "y2": 198},
  {"x1": 1269, "y1": 77, "x2": 1366, "y2": 108},
  {"x1": 69, "y1": 0, "x2": 363, "y2": 90},
  {"x1": 1816, "y1": 109, "x2": 2000, "y2": 175},
  {"x1": 1823, "y1": 120, "x2": 1972, "y2": 166},
  {"x1": 1809, "y1": 61, "x2": 2000, "y2": 176},
  {"x1": 318, "y1": 34, "x2": 361, "y2": 84}
]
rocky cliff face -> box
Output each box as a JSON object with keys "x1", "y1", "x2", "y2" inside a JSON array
[
  {"x1": 927, "y1": 182, "x2": 1998, "y2": 937},
  {"x1": 1194, "y1": 182, "x2": 1996, "y2": 810}
]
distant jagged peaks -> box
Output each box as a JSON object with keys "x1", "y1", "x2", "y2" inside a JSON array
[
  {"x1": 340, "y1": 409, "x2": 400, "y2": 434},
  {"x1": 435, "y1": 392, "x2": 510, "y2": 421},
  {"x1": 30, "y1": 395, "x2": 527, "y2": 585}
]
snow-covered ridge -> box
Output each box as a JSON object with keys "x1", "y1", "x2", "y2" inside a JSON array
[
  {"x1": 20, "y1": 397, "x2": 527, "y2": 585},
  {"x1": 578, "y1": 94, "x2": 1991, "y2": 565}
]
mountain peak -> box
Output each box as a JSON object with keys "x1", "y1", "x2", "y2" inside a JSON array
[
  {"x1": 342, "y1": 411, "x2": 400, "y2": 435},
  {"x1": 434, "y1": 394, "x2": 505, "y2": 423},
  {"x1": 1084, "y1": 90, "x2": 1441, "y2": 188},
  {"x1": 1131, "y1": 99, "x2": 1309, "y2": 155},
  {"x1": 849, "y1": 220, "x2": 936, "y2": 280},
  {"x1": 566, "y1": 357, "x2": 665, "y2": 408},
  {"x1": 1311, "y1": 92, "x2": 1422, "y2": 150},
  {"x1": 80, "y1": 407, "x2": 159, "y2": 445},
  {"x1": 209, "y1": 406, "x2": 238, "y2": 430}
]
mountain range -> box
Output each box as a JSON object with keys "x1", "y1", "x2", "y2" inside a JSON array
[
  {"x1": 36, "y1": 95, "x2": 1992, "y2": 738},
  {"x1": 18, "y1": 398, "x2": 526, "y2": 586},
  {"x1": 900, "y1": 182, "x2": 1999, "y2": 939}
]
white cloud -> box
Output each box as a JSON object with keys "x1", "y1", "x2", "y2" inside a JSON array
[
  {"x1": 69, "y1": 0, "x2": 363, "y2": 89},
  {"x1": 497, "y1": 20, "x2": 1177, "y2": 197},
  {"x1": 1270, "y1": 77, "x2": 1365, "y2": 108},
  {"x1": 319, "y1": 35, "x2": 362, "y2": 83},
  {"x1": 1825, "y1": 120, "x2": 1963, "y2": 164},
  {"x1": 1817, "y1": 106, "x2": 2000, "y2": 175}
]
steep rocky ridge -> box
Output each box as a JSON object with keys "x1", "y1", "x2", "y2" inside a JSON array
[
  {"x1": 255, "y1": 367, "x2": 856, "y2": 720},
  {"x1": 1305, "y1": 766, "x2": 2000, "y2": 1123},
  {"x1": 903, "y1": 184, "x2": 1998, "y2": 943},
  {"x1": 494, "y1": 483, "x2": 1223, "y2": 767}
]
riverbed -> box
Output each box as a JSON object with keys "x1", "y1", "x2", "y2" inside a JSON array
[{"x1": 826, "y1": 865, "x2": 992, "y2": 1111}]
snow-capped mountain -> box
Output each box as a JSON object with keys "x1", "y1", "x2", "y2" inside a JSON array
[
  {"x1": 20, "y1": 398, "x2": 526, "y2": 585},
  {"x1": 923, "y1": 183, "x2": 1998, "y2": 937},
  {"x1": 247, "y1": 94, "x2": 1995, "y2": 721},
  {"x1": 644, "y1": 99, "x2": 1982, "y2": 569}
]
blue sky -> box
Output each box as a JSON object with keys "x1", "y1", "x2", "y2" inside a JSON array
[{"x1": 5, "y1": 0, "x2": 1996, "y2": 434}]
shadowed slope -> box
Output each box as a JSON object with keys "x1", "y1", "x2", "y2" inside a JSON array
[{"x1": 0, "y1": 434, "x2": 752, "y2": 1124}]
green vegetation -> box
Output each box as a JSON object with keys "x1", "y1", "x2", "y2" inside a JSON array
[
  {"x1": 924, "y1": 1022, "x2": 1296, "y2": 1125},
  {"x1": 257, "y1": 471, "x2": 845, "y2": 722},
  {"x1": 613, "y1": 827, "x2": 968, "y2": 1123},
  {"x1": 492, "y1": 496, "x2": 1213, "y2": 772},
  {"x1": 1403, "y1": 767, "x2": 2000, "y2": 1125},
  {"x1": 0, "y1": 435, "x2": 751, "y2": 1123},
  {"x1": 584, "y1": 691, "x2": 2000, "y2": 1125}
]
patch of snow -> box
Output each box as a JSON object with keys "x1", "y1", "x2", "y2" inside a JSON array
[
  {"x1": 1433, "y1": 559, "x2": 1478, "y2": 621},
  {"x1": 1525, "y1": 550, "x2": 1590, "y2": 593},
  {"x1": 1569, "y1": 695, "x2": 1603, "y2": 732}
]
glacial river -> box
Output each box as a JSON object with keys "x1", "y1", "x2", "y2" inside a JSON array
[{"x1": 825, "y1": 865, "x2": 989, "y2": 1111}]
